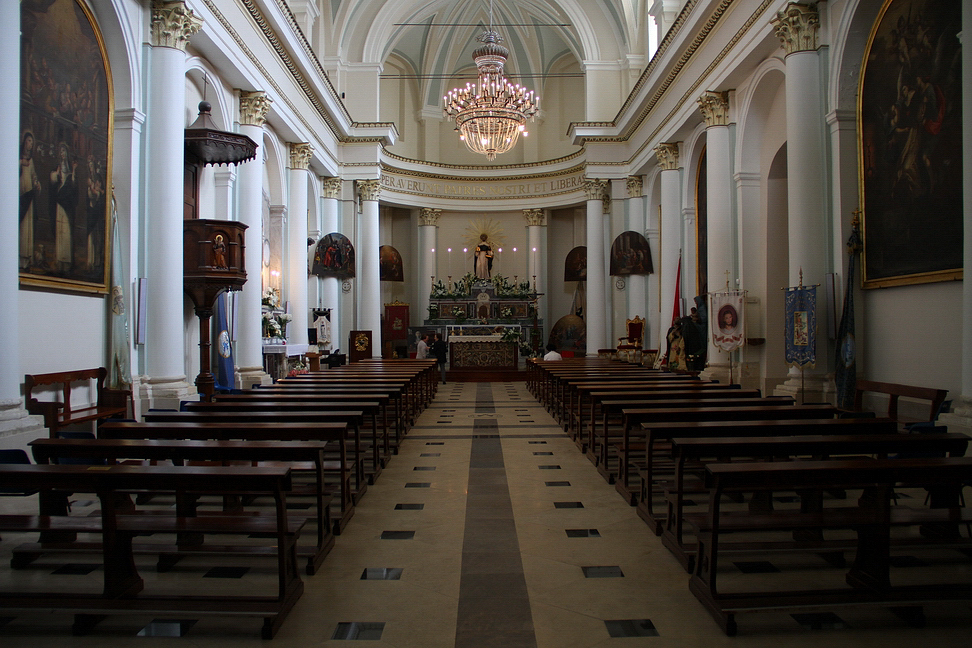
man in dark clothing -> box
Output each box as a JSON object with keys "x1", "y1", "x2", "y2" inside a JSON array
[{"x1": 430, "y1": 333, "x2": 448, "y2": 384}]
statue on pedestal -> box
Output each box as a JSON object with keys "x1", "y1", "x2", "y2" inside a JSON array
[{"x1": 474, "y1": 233, "x2": 493, "y2": 279}]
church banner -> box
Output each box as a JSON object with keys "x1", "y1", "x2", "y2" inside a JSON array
[
  {"x1": 710, "y1": 290, "x2": 744, "y2": 352},
  {"x1": 784, "y1": 285, "x2": 817, "y2": 368}
]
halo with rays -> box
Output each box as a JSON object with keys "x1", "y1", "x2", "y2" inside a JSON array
[{"x1": 464, "y1": 216, "x2": 506, "y2": 253}]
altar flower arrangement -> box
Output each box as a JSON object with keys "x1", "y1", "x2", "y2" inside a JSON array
[
  {"x1": 452, "y1": 305, "x2": 466, "y2": 322},
  {"x1": 262, "y1": 287, "x2": 280, "y2": 308},
  {"x1": 262, "y1": 311, "x2": 283, "y2": 338},
  {"x1": 500, "y1": 306, "x2": 514, "y2": 321}
]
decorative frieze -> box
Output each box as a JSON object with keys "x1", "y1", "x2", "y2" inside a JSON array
[
  {"x1": 698, "y1": 90, "x2": 731, "y2": 127},
  {"x1": 321, "y1": 177, "x2": 341, "y2": 199},
  {"x1": 420, "y1": 208, "x2": 441, "y2": 226},
  {"x1": 239, "y1": 91, "x2": 272, "y2": 127},
  {"x1": 626, "y1": 176, "x2": 643, "y2": 199},
  {"x1": 289, "y1": 143, "x2": 313, "y2": 169},
  {"x1": 772, "y1": 3, "x2": 820, "y2": 55},
  {"x1": 654, "y1": 142, "x2": 680, "y2": 170},
  {"x1": 357, "y1": 179, "x2": 382, "y2": 202},
  {"x1": 523, "y1": 209, "x2": 545, "y2": 227},
  {"x1": 151, "y1": 1, "x2": 202, "y2": 50},
  {"x1": 583, "y1": 178, "x2": 608, "y2": 202}
]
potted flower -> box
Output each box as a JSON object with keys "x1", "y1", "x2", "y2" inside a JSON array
[
  {"x1": 262, "y1": 287, "x2": 280, "y2": 309},
  {"x1": 452, "y1": 305, "x2": 466, "y2": 323},
  {"x1": 500, "y1": 306, "x2": 514, "y2": 322}
]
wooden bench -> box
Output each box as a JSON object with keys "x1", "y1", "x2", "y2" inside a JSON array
[
  {"x1": 853, "y1": 379, "x2": 949, "y2": 427},
  {"x1": 28, "y1": 437, "x2": 339, "y2": 574},
  {"x1": 664, "y1": 429, "x2": 968, "y2": 571},
  {"x1": 688, "y1": 457, "x2": 972, "y2": 636},
  {"x1": 25, "y1": 368, "x2": 132, "y2": 438},
  {"x1": 0, "y1": 463, "x2": 303, "y2": 639}
]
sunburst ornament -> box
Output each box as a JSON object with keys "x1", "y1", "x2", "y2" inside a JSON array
[{"x1": 464, "y1": 216, "x2": 506, "y2": 252}]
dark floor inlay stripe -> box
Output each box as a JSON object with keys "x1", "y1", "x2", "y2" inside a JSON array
[
  {"x1": 394, "y1": 503, "x2": 424, "y2": 510},
  {"x1": 380, "y1": 530, "x2": 415, "y2": 540},
  {"x1": 554, "y1": 501, "x2": 584, "y2": 509},
  {"x1": 791, "y1": 612, "x2": 847, "y2": 630},
  {"x1": 566, "y1": 529, "x2": 600, "y2": 538},
  {"x1": 420, "y1": 453, "x2": 441, "y2": 457},
  {"x1": 137, "y1": 619, "x2": 197, "y2": 637},
  {"x1": 204, "y1": 566, "x2": 249, "y2": 578},
  {"x1": 52, "y1": 563, "x2": 99, "y2": 575},
  {"x1": 361, "y1": 568, "x2": 403, "y2": 580},
  {"x1": 533, "y1": 452, "x2": 553, "y2": 456},
  {"x1": 538, "y1": 465, "x2": 561, "y2": 469},
  {"x1": 582, "y1": 565, "x2": 624, "y2": 578},
  {"x1": 545, "y1": 481, "x2": 570, "y2": 487},
  {"x1": 405, "y1": 482, "x2": 431, "y2": 488},
  {"x1": 332, "y1": 622, "x2": 386, "y2": 640},
  {"x1": 604, "y1": 619, "x2": 658, "y2": 637}
]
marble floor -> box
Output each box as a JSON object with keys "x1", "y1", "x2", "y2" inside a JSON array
[{"x1": 1, "y1": 381, "x2": 972, "y2": 646}]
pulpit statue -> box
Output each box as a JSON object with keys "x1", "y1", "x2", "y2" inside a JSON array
[{"x1": 474, "y1": 233, "x2": 493, "y2": 279}]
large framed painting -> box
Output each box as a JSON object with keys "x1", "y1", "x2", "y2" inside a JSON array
[
  {"x1": 20, "y1": 0, "x2": 113, "y2": 293},
  {"x1": 858, "y1": 0, "x2": 962, "y2": 288},
  {"x1": 610, "y1": 231, "x2": 654, "y2": 276},
  {"x1": 311, "y1": 232, "x2": 355, "y2": 279}
]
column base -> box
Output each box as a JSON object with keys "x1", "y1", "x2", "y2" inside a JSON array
[
  {"x1": 236, "y1": 366, "x2": 272, "y2": 389},
  {"x1": 137, "y1": 375, "x2": 198, "y2": 412},
  {"x1": 699, "y1": 363, "x2": 737, "y2": 386},
  {"x1": 772, "y1": 371, "x2": 836, "y2": 405},
  {"x1": 939, "y1": 396, "x2": 972, "y2": 439},
  {"x1": 0, "y1": 398, "x2": 46, "y2": 443}
]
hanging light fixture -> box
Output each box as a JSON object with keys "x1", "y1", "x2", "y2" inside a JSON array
[{"x1": 443, "y1": 1, "x2": 539, "y2": 161}]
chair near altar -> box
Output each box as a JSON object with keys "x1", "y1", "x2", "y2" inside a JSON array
[{"x1": 617, "y1": 316, "x2": 645, "y2": 364}]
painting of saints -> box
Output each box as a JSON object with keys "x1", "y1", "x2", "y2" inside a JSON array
[
  {"x1": 19, "y1": 130, "x2": 41, "y2": 270},
  {"x1": 49, "y1": 141, "x2": 77, "y2": 274}
]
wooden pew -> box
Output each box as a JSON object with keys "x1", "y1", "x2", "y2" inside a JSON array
[
  {"x1": 24, "y1": 367, "x2": 131, "y2": 438},
  {"x1": 29, "y1": 437, "x2": 339, "y2": 574},
  {"x1": 0, "y1": 464, "x2": 302, "y2": 639},
  {"x1": 853, "y1": 379, "x2": 949, "y2": 428},
  {"x1": 688, "y1": 457, "x2": 972, "y2": 636},
  {"x1": 616, "y1": 404, "x2": 838, "y2": 506},
  {"x1": 100, "y1": 420, "x2": 356, "y2": 534},
  {"x1": 664, "y1": 430, "x2": 968, "y2": 571}
]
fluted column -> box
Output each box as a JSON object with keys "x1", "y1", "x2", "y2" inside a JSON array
[
  {"x1": 585, "y1": 179, "x2": 608, "y2": 355},
  {"x1": 698, "y1": 91, "x2": 733, "y2": 380},
  {"x1": 142, "y1": 1, "x2": 202, "y2": 407},
  {"x1": 418, "y1": 208, "x2": 440, "y2": 325},
  {"x1": 357, "y1": 180, "x2": 382, "y2": 357},
  {"x1": 319, "y1": 178, "x2": 342, "y2": 348},
  {"x1": 655, "y1": 143, "x2": 682, "y2": 354},
  {"x1": 625, "y1": 177, "x2": 647, "y2": 333},
  {"x1": 287, "y1": 143, "x2": 312, "y2": 346},
  {"x1": 236, "y1": 91, "x2": 272, "y2": 387},
  {"x1": 771, "y1": 3, "x2": 832, "y2": 400}
]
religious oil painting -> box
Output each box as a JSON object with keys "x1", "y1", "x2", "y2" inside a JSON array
[
  {"x1": 609, "y1": 231, "x2": 654, "y2": 276},
  {"x1": 564, "y1": 246, "x2": 587, "y2": 282},
  {"x1": 20, "y1": 0, "x2": 113, "y2": 293},
  {"x1": 858, "y1": 0, "x2": 962, "y2": 287},
  {"x1": 379, "y1": 245, "x2": 404, "y2": 282},
  {"x1": 312, "y1": 233, "x2": 355, "y2": 279}
]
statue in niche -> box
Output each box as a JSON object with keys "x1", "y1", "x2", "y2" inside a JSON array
[{"x1": 474, "y1": 233, "x2": 493, "y2": 279}]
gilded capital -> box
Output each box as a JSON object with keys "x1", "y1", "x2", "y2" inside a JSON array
[
  {"x1": 772, "y1": 3, "x2": 820, "y2": 55},
  {"x1": 698, "y1": 90, "x2": 730, "y2": 127},
  {"x1": 583, "y1": 178, "x2": 608, "y2": 201},
  {"x1": 357, "y1": 179, "x2": 382, "y2": 202},
  {"x1": 419, "y1": 208, "x2": 441, "y2": 226},
  {"x1": 151, "y1": 1, "x2": 202, "y2": 50},
  {"x1": 322, "y1": 177, "x2": 341, "y2": 199},
  {"x1": 654, "y1": 142, "x2": 680, "y2": 170},
  {"x1": 239, "y1": 91, "x2": 272, "y2": 127},
  {"x1": 626, "y1": 176, "x2": 643, "y2": 199},
  {"x1": 289, "y1": 143, "x2": 313, "y2": 170},
  {"x1": 523, "y1": 209, "x2": 546, "y2": 227}
]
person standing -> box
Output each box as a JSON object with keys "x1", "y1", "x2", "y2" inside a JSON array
[
  {"x1": 416, "y1": 333, "x2": 429, "y2": 359},
  {"x1": 431, "y1": 333, "x2": 448, "y2": 384}
]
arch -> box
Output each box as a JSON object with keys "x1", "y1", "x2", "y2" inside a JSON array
[
  {"x1": 90, "y1": 0, "x2": 138, "y2": 111},
  {"x1": 830, "y1": 0, "x2": 886, "y2": 114},
  {"x1": 734, "y1": 58, "x2": 786, "y2": 176},
  {"x1": 260, "y1": 131, "x2": 286, "y2": 207},
  {"x1": 185, "y1": 58, "x2": 233, "y2": 131}
]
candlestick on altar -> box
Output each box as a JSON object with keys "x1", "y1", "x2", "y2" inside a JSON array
[
  {"x1": 447, "y1": 275, "x2": 452, "y2": 291},
  {"x1": 532, "y1": 275, "x2": 537, "y2": 290}
]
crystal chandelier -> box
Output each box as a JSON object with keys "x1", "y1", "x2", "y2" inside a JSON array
[{"x1": 443, "y1": 9, "x2": 539, "y2": 161}]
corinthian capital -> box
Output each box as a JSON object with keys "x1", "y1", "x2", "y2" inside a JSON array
[
  {"x1": 626, "y1": 176, "x2": 643, "y2": 199},
  {"x1": 698, "y1": 91, "x2": 731, "y2": 127},
  {"x1": 772, "y1": 3, "x2": 820, "y2": 55},
  {"x1": 357, "y1": 179, "x2": 382, "y2": 202},
  {"x1": 523, "y1": 209, "x2": 546, "y2": 227},
  {"x1": 583, "y1": 178, "x2": 608, "y2": 202},
  {"x1": 322, "y1": 177, "x2": 341, "y2": 199},
  {"x1": 654, "y1": 142, "x2": 680, "y2": 170},
  {"x1": 239, "y1": 91, "x2": 272, "y2": 127},
  {"x1": 289, "y1": 143, "x2": 313, "y2": 170},
  {"x1": 419, "y1": 208, "x2": 441, "y2": 226},
  {"x1": 151, "y1": 1, "x2": 202, "y2": 50}
]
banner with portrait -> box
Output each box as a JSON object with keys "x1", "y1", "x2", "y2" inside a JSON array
[
  {"x1": 784, "y1": 286, "x2": 817, "y2": 368},
  {"x1": 710, "y1": 290, "x2": 744, "y2": 352}
]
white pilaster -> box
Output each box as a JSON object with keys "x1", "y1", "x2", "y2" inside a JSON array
[
  {"x1": 656, "y1": 143, "x2": 682, "y2": 354},
  {"x1": 357, "y1": 180, "x2": 382, "y2": 357},
  {"x1": 585, "y1": 179, "x2": 608, "y2": 355},
  {"x1": 418, "y1": 208, "x2": 440, "y2": 324},
  {"x1": 213, "y1": 168, "x2": 236, "y2": 220},
  {"x1": 142, "y1": 1, "x2": 202, "y2": 408},
  {"x1": 287, "y1": 143, "x2": 313, "y2": 346},
  {"x1": 319, "y1": 178, "x2": 341, "y2": 349},
  {"x1": 625, "y1": 177, "x2": 648, "y2": 332},
  {"x1": 236, "y1": 91, "x2": 272, "y2": 387}
]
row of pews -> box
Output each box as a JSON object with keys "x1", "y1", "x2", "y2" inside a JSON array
[
  {"x1": 0, "y1": 359, "x2": 437, "y2": 638},
  {"x1": 528, "y1": 357, "x2": 972, "y2": 636}
]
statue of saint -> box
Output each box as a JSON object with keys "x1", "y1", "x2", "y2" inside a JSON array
[{"x1": 474, "y1": 233, "x2": 493, "y2": 279}]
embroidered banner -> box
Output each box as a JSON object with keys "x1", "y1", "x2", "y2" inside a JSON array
[
  {"x1": 711, "y1": 290, "x2": 745, "y2": 352},
  {"x1": 784, "y1": 285, "x2": 817, "y2": 368}
]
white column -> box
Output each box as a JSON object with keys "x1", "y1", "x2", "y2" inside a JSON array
[
  {"x1": 656, "y1": 143, "x2": 682, "y2": 354},
  {"x1": 772, "y1": 3, "x2": 832, "y2": 400},
  {"x1": 649, "y1": 0, "x2": 682, "y2": 46},
  {"x1": 524, "y1": 209, "x2": 546, "y2": 293},
  {"x1": 2, "y1": 0, "x2": 43, "y2": 440},
  {"x1": 356, "y1": 180, "x2": 382, "y2": 357},
  {"x1": 320, "y1": 178, "x2": 341, "y2": 349},
  {"x1": 142, "y1": 2, "x2": 202, "y2": 407},
  {"x1": 213, "y1": 168, "x2": 236, "y2": 220},
  {"x1": 287, "y1": 143, "x2": 312, "y2": 346},
  {"x1": 418, "y1": 208, "x2": 440, "y2": 324},
  {"x1": 625, "y1": 177, "x2": 647, "y2": 327},
  {"x1": 236, "y1": 91, "x2": 273, "y2": 387},
  {"x1": 698, "y1": 90, "x2": 734, "y2": 382},
  {"x1": 584, "y1": 179, "x2": 608, "y2": 355}
]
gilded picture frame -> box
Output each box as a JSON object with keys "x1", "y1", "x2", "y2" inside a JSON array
[
  {"x1": 858, "y1": 0, "x2": 963, "y2": 288},
  {"x1": 19, "y1": 0, "x2": 113, "y2": 294}
]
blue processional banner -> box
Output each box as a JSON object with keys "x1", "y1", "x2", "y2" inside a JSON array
[
  {"x1": 215, "y1": 293, "x2": 236, "y2": 391},
  {"x1": 784, "y1": 285, "x2": 816, "y2": 368}
]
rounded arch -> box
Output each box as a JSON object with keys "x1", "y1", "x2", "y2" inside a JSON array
[
  {"x1": 185, "y1": 58, "x2": 233, "y2": 131},
  {"x1": 261, "y1": 131, "x2": 286, "y2": 207},
  {"x1": 90, "y1": 0, "x2": 138, "y2": 111},
  {"x1": 680, "y1": 122, "x2": 708, "y2": 213},
  {"x1": 830, "y1": 0, "x2": 886, "y2": 114},
  {"x1": 734, "y1": 58, "x2": 786, "y2": 176}
]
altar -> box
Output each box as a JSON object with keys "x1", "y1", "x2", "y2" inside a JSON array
[{"x1": 449, "y1": 335, "x2": 518, "y2": 370}]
